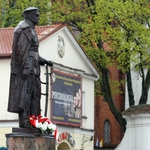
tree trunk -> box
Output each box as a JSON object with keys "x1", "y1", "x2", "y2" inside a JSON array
[
  {"x1": 126, "y1": 69, "x2": 135, "y2": 106},
  {"x1": 139, "y1": 68, "x2": 150, "y2": 104}
]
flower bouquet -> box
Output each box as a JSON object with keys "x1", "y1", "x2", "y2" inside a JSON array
[{"x1": 29, "y1": 115, "x2": 59, "y2": 142}]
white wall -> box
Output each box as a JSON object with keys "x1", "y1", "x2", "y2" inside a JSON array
[
  {"x1": 82, "y1": 77, "x2": 94, "y2": 129},
  {"x1": 0, "y1": 59, "x2": 18, "y2": 120},
  {"x1": 39, "y1": 28, "x2": 92, "y2": 75}
]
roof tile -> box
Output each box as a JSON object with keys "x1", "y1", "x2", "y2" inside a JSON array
[
  {"x1": 122, "y1": 104, "x2": 150, "y2": 115},
  {"x1": 0, "y1": 23, "x2": 62, "y2": 57}
]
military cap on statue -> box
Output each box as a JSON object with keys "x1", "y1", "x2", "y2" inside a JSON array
[{"x1": 24, "y1": 7, "x2": 39, "y2": 13}]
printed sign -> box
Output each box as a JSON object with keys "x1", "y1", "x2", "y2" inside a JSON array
[
  {"x1": 51, "y1": 70, "x2": 82, "y2": 126},
  {"x1": 58, "y1": 132, "x2": 75, "y2": 147}
]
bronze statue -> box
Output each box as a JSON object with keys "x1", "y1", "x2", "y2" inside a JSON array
[{"x1": 8, "y1": 7, "x2": 53, "y2": 127}]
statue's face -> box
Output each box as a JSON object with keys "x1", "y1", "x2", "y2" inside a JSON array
[{"x1": 29, "y1": 11, "x2": 39, "y2": 25}]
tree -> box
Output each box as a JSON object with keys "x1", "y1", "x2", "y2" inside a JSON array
[
  {"x1": 51, "y1": 0, "x2": 150, "y2": 132},
  {"x1": 2, "y1": 0, "x2": 150, "y2": 132},
  {"x1": 0, "y1": 0, "x2": 51, "y2": 27}
]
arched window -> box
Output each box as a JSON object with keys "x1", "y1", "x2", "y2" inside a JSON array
[{"x1": 104, "y1": 120, "x2": 110, "y2": 143}]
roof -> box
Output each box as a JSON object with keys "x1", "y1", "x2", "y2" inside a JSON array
[
  {"x1": 0, "y1": 23, "x2": 62, "y2": 57},
  {"x1": 122, "y1": 104, "x2": 150, "y2": 115}
]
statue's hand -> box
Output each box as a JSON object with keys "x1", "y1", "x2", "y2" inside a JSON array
[
  {"x1": 23, "y1": 69, "x2": 30, "y2": 80},
  {"x1": 46, "y1": 60, "x2": 53, "y2": 67}
]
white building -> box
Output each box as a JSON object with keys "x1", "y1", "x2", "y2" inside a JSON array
[{"x1": 0, "y1": 24, "x2": 99, "y2": 150}]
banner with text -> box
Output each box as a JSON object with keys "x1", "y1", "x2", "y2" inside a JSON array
[{"x1": 51, "y1": 70, "x2": 82, "y2": 126}]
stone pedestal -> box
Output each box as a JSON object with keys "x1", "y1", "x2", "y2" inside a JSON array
[
  {"x1": 115, "y1": 104, "x2": 150, "y2": 150},
  {"x1": 6, "y1": 128, "x2": 55, "y2": 150}
]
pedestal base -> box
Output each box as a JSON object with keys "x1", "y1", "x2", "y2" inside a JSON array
[
  {"x1": 115, "y1": 105, "x2": 150, "y2": 150},
  {"x1": 5, "y1": 128, "x2": 55, "y2": 150}
]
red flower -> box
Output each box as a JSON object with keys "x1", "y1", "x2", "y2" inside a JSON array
[{"x1": 29, "y1": 115, "x2": 59, "y2": 143}]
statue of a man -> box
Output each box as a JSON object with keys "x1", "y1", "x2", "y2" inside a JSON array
[{"x1": 7, "y1": 7, "x2": 53, "y2": 127}]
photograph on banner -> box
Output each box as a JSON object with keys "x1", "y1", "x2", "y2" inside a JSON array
[{"x1": 51, "y1": 70, "x2": 82, "y2": 126}]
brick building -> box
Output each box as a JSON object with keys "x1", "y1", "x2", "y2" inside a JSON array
[{"x1": 94, "y1": 65, "x2": 125, "y2": 149}]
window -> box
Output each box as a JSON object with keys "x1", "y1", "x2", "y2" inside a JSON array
[{"x1": 104, "y1": 120, "x2": 110, "y2": 143}]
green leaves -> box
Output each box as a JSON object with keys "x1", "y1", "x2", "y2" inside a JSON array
[
  {"x1": 51, "y1": 0, "x2": 150, "y2": 99},
  {"x1": 0, "y1": 0, "x2": 51, "y2": 27}
]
